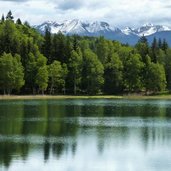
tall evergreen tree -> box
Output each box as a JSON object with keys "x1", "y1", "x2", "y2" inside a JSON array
[
  {"x1": 104, "y1": 53, "x2": 123, "y2": 94},
  {"x1": 136, "y1": 36, "x2": 149, "y2": 64},
  {"x1": 96, "y1": 36, "x2": 109, "y2": 64},
  {"x1": 73, "y1": 35, "x2": 79, "y2": 51},
  {"x1": 50, "y1": 32, "x2": 67, "y2": 64},
  {"x1": 6, "y1": 10, "x2": 14, "y2": 21},
  {"x1": 24, "y1": 21, "x2": 31, "y2": 28},
  {"x1": 24, "y1": 53, "x2": 37, "y2": 94},
  {"x1": 64, "y1": 36, "x2": 73, "y2": 63},
  {"x1": 16, "y1": 18, "x2": 22, "y2": 25},
  {"x1": 158, "y1": 38, "x2": 162, "y2": 49},
  {"x1": 151, "y1": 37, "x2": 158, "y2": 63},
  {"x1": 1, "y1": 14, "x2": 5, "y2": 23},
  {"x1": 162, "y1": 39, "x2": 168, "y2": 52},
  {"x1": 42, "y1": 27, "x2": 52, "y2": 64},
  {"x1": 138, "y1": 35, "x2": 148, "y2": 44},
  {"x1": 165, "y1": 49, "x2": 171, "y2": 90}
]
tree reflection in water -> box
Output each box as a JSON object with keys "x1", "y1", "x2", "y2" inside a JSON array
[{"x1": 0, "y1": 99, "x2": 171, "y2": 170}]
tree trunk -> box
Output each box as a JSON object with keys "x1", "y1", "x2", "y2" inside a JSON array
[
  {"x1": 63, "y1": 81, "x2": 66, "y2": 95},
  {"x1": 74, "y1": 83, "x2": 76, "y2": 95},
  {"x1": 33, "y1": 88, "x2": 36, "y2": 95},
  {"x1": 50, "y1": 83, "x2": 53, "y2": 95},
  {"x1": 7, "y1": 89, "x2": 11, "y2": 95},
  {"x1": 50, "y1": 79, "x2": 54, "y2": 95}
]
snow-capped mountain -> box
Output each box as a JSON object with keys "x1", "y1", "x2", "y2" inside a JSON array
[
  {"x1": 35, "y1": 20, "x2": 171, "y2": 45},
  {"x1": 36, "y1": 19, "x2": 121, "y2": 35},
  {"x1": 122, "y1": 23, "x2": 171, "y2": 36}
]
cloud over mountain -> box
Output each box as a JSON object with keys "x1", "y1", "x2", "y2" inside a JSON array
[{"x1": 0, "y1": 0, "x2": 171, "y2": 28}]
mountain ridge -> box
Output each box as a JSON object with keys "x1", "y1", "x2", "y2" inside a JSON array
[{"x1": 34, "y1": 19, "x2": 171, "y2": 45}]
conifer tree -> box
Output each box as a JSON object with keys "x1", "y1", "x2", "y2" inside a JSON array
[
  {"x1": 158, "y1": 38, "x2": 162, "y2": 49},
  {"x1": 151, "y1": 37, "x2": 158, "y2": 63},
  {"x1": 136, "y1": 36, "x2": 149, "y2": 64},
  {"x1": 162, "y1": 39, "x2": 168, "y2": 52},
  {"x1": 42, "y1": 27, "x2": 52, "y2": 64},
  {"x1": 24, "y1": 21, "x2": 30, "y2": 27},
  {"x1": 16, "y1": 18, "x2": 22, "y2": 25},
  {"x1": 1, "y1": 14, "x2": 5, "y2": 23},
  {"x1": 73, "y1": 35, "x2": 79, "y2": 51},
  {"x1": 6, "y1": 10, "x2": 14, "y2": 21},
  {"x1": 104, "y1": 53, "x2": 123, "y2": 94}
]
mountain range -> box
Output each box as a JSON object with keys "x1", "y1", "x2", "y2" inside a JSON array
[{"x1": 35, "y1": 19, "x2": 171, "y2": 45}]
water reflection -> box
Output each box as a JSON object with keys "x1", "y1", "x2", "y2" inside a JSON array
[{"x1": 0, "y1": 99, "x2": 171, "y2": 171}]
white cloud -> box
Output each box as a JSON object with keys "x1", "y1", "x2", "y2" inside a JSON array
[{"x1": 0, "y1": 0, "x2": 171, "y2": 28}]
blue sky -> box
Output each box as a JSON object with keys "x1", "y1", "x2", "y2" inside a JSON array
[{"x1": 0, "y1": 0, "x2": 171, "y2": 28}]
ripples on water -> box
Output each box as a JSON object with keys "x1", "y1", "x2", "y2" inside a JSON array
[{"x1": 0, "y1": 99, "x2": 171, "y2": 171}]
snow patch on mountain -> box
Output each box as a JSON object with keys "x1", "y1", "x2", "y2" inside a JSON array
[
  {"x1": 35, "y1": 19, "x2": 121, "y2": 35},
  {"x1": 35, "y1": 20, "x2": 171, "y2": 46},
  {"x1": 122, "y1": 27, "x2": 136, "y2": 35},
  {"x1": 122, "y1": 23, "x2": 171, "y2": 37}
]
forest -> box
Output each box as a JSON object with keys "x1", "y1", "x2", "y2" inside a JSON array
[{"x1": 0, "y1": 11, "x2": 170, "y2": 95}]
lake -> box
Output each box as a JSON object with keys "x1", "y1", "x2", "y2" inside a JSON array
[{"x1": 0, "y1": 99, "x2": 171, "y2": 171}]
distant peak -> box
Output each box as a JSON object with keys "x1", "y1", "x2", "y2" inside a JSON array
[
  {"x1": 44, "y1": 20, "x2": 56, "y2": 24},
  {"x1": 142, "y1": 23, "x2": 154, "y2": 27},
  {"x1": 35, "y1": 19, "x2": 171, "y2": 38}
]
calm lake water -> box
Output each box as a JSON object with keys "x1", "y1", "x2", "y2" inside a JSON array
[{"x1": 0, "y1": 99, "x2": 171, "y2": 171}]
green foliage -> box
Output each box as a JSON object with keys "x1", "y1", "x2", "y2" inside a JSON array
[
  {"x1": 48, "y1": 60, "x2": 68, "y2": 94},
  {"x1": 0, "y1": 11, "x2": 170, "y2": 95},
  {"x1": 46, "y1": 32, "x2": 72, "y2": 64},
  {"x1": 0, "y1": 20, "x2": 20, "y2": 55},
  {"x1": 35, "y1": 66, "x2": 48, "y2": 94},
  {"x1": 83, "y1": 49, "x2": 104, "y2": 94},
  {"x1": 0, "y1": 53, "x2": 24, "y2": 94},
  {"x1": 136, "y1": 36, "x2": 149, "y2": 63},
  {"x1": 165, "y1": 49, "x2": 171, "y2": 90},
  {"x1": 13, "y1": 54, "x2": 25, "y2": 91},
  {"x1": 157, "y1": 49, "x2": 166, "y2": 65},
  {"x1": 151, "y1": 37, "x2": 158, "y2": 63},
  {"x1": 42, "y1": 27, "x2": 52, "y2": 64},
  {"x1": 123, "y1": 54, "x2": 144, "y2": 91},
  {"x1": 35, "y1": 53, "x2": 48, "y2": 94},
  {"x1": 104, "y1": 53, "x2": 123, "y2": 94},
  {"x1": 68, "y1": 50, "x2": 82, "y2": 94},
  {"x1": 144, "y1": 57, "x2": 166, "y2": 92},
  {"x1": 96, "y1": 36, "x2": 109, "y2": 64},
  {"x1": 162, "y1": 39, "x2": 168, "y2": 52},
  {"x1": 25, "y1": 53, "x2": 37, "y2": 93}
]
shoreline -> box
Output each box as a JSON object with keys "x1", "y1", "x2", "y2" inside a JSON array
[{"x1": 1, "y1": 94, "x2": 171, "y2": 100}]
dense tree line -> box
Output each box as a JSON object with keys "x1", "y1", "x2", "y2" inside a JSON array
[{"x1": 0, "y1": 11, "x2": 170, "y2": 95}]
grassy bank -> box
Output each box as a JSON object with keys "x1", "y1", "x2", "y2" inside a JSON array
[
  {"x1": 1, "y1": 94, "x2": 171, "y2": 100},
  {"x1": 0, "y1": 95, "x2": 123, "y2": 100}
]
